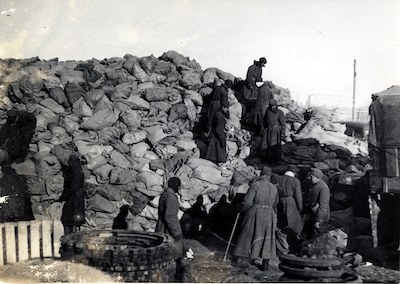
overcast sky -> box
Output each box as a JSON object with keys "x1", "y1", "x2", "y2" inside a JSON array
[{"x1": 0, "y1": 0, "x2": 399, "y2": 106}]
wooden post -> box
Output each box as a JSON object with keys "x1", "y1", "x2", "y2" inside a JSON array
[
  {"x1": 42, "y1": 220, "x2": 52, "y2": 258},
  {"x1": 17, "y1": 221, "x2": 29, "y2": 262},
  {"x1": 352, "y1": 59, "x2": 357, "y2": 120},
  {"x1": 5, "y1": 223, "x2": 16, "y2": 263},
  {"x1": 0, "y1": 224, "x2": 4, "y2": 266},
  {"x1": 53, "y1": 220, "x2": 64, "y2": 258},
  {"x1": 30, "y1": 220, "x2": 41, "y2": 259}
]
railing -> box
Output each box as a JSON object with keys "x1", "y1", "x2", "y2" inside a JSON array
[{"x1": 0, "y1": 220, "x2": 64, "y2": 266}]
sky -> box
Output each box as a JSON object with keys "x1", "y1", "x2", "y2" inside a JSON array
[{"x1": 0, "y1": 0, "x2": 399, "y2": 107}]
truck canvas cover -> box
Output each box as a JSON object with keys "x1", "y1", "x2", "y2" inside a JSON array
[{"x1": 371, "y1": 85, "x2": 400, "y2": 147}]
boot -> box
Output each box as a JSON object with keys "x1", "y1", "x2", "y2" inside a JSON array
[
  {"x1": 174, "y1": 257, "x2": 185, "y2": 281},
  {"x1": 261, "y1": 259, "x2": 269, "y2": 271}
]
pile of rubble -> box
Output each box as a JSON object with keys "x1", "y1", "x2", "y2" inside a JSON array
[{"x1": 0, "y1": 51, "x2": 368, "y2": 231}]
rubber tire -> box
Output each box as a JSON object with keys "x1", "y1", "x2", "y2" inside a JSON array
[
  {"x1": 279, "y1": 263, "x2": 346, "y2": 279},
  {"x1": 60, "y1": 230, "x2": 176, "y2": 282},
  {"x1": 279, "y1": 254, "x2": 345, "y2": 268}
]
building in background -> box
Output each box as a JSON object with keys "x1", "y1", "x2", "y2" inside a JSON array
[{"x1": 307, "y1": 94, "x2": 369, "y2": 122}]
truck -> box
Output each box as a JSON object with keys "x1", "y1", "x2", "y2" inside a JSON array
[{"x1": 368, "y1": 85, "x2": 400, "y2": 248}]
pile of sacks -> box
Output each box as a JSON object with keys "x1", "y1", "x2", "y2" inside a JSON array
[
  {"x1": 0, "y1": 51, "x2": 369, "y2": 230},
  {"x1": 273, "y1": 97, "x2": 369, "y2": 173},
  {"x1": 0, "y1": 51, "x2": 254, "y2": 230}
]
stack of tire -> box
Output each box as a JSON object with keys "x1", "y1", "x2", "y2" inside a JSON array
[
  {"x1": 60, "y1": 230, "x2": 176, "y2": 282},
  {"x1": 279, "y1": 254, "x2": 349, "y2": 282}
]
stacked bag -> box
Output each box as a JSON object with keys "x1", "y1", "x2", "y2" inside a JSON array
[{"x1": 0, "y1": 51, "x2": 368, "y2": 231}]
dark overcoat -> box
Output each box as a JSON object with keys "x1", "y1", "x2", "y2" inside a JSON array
[
  {"x1": 0, "y1": 166, "x2": 34, "y2": 222},
  {"x1": 252, "y1": 84, "x2": 274, "y2": 130},
  {"x1": 277, "y1": 174, "x2": 303, "y2": 235},
  {"x1": 59, "y1": 155, "x2": 85, "y2": 228},
  {"x1": 242, "y1": 62, "x2": 262, "y2": 101},
  {"x1": 207, "y1": 85, "x2": 229, "y2": 129},
  {"x1": 261, "y1": 108, "x2": 286, "y2": 151},
  {"x1": 368, "y1": 99, "x2": 384, "y2": 146},
  {"x1": 306, "y1": 179, "x2": 330, "y2": 223},
  {"x1": 233, "y1": 176, "x2": 278, "y2": 260},
  {"x1": 206, "y1": 110, "x2": 227, "y2": 164},
  {"x1": 156, "y1": 187, "x2": 183, "y2": 258},
  {"x1": 302, "y1": 179, "x2": 330, "y2": 239}
]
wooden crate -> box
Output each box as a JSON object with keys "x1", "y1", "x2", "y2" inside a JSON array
[{"x1": 0, "y1": 220, "x2": 64, "y2": 266}]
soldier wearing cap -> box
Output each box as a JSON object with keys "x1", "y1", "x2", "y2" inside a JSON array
[
  {"x1": 156, "y1": 177, "x2": 185, "y2": 280},
  {"x1": 302, "y1": 168, "x2": 330, "y2": 239},
  {"x1": 233, "y1": 166, "x2": 278, "y2": 271},
  {"x1": 260, "y1": 98, "x2": 286, "y2": 163},
  {"x1": 277, "y1": 165, "x2": 303, "y2": 238}
]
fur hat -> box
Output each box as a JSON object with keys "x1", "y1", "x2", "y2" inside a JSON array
[
  {"x1": 168, "y1": 177, "x2": 181, "y2": 190},
  {"x1": 261, "y1": 166, "x2": 272, "y2": 177},
  {"x1": 310, "y1": 168, "x2": 323, "y2": 179},
  {"x1": 288, "y1": 164, "x2": 299, "y2": 174},
  {"x1": 259, "y1": 57, "x2": 267, "y2": 65}
]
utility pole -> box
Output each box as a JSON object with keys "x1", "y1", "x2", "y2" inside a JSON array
[{"x1": 352, "y1": 59, "x2": 357, "y2": 120}]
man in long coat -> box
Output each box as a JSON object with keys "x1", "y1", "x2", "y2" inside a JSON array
[
  {"x1": 302, "y1": 168, "x2": 330, "y2": 240},
  {"x1": 368, "y1": 94, "x2": 384, "y2": 172},
  {"x1": 277, "y1": 165, "x2": 303, "y2": 237},
  {"x1": 233, "y1": 167, "x2": 278, "y2": 271},
  {"x1": 260, "y1": 99, "x2": 286, "y2": 163},
  {"x1": 252, "y1": 81, "x2": 274, "y2": 133},
  {"x1": 368, "y1": 94, "x2": 384, "y2": 146},
  {"x1": 58, "y1": 153, "x2": 85, "y2": 234},
  {"x1": 207, "y1": 80, "x2": 231, "y2": 131},
  {"x1": 156, "y1": 177, "x2": 184, "y2": 280},
  {"x1": 242, "y1": 57, "x2": 267, "y2": 101},
  {"x1": 206, "y1": 106, "x2": 228, "y2": 164}
]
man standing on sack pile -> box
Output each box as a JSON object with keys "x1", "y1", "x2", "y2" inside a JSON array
[
  {"x1": 207, "y1": 79, "x2": 231, "y2": 131},
  {"x1": 233, "y1": 167, "x2": 278, "y2": 271},
  {"x1": 260, "y1": 99, "x2": 287, "y2": 164},
  {"x1": 206, "y1": 105, "x2": 229, "y2": 165},
  {"x1": 302, "y1": 168, "x2": 330, "y2": 240},
  {"x1": 242, "y1": 57, "x2": 267, "y2": 102},
  {"x1": 252, "y1": 81, "x2": 275, "y2": 134},
  {"x1": 156, "y1": 177, "x2": 185, "y2": 281}
]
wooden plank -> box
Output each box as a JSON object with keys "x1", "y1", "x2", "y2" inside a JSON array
[
  {"x1": 0, "y1": 224, "x2": 4, "y2": 266},
  {"x1": 42, "y1": 220, "x2": 52, "y2": 258},
  {"x1": 30, "y1": 220, "x2": 41, "y2": 259},
  {"x1": 53, "y1": 221, "x2": 64, "y2": 258},
  {"x1": 17, "y1": 221, "x2": 29, "y2": 262},
  {"x1": 5, "y1": 223, "x2": 17, "y2": 263}
]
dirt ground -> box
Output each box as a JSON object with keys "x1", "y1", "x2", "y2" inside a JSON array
[{"x1": 0, "y1": 238, "x2": 398, "y2": 283}]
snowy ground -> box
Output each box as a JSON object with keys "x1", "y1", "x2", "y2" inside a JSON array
[{"x1": 0, "y1": 239, "x2": 398, "y2": 283}]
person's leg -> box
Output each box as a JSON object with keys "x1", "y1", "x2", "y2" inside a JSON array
[
  {"x1": 175, "y1": 257, "x2": 184, "y2": 281},
  {"x1": 262, "y1": 259, "x2": 269, "y2": 271}
]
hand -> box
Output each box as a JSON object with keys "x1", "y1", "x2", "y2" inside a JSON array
[
  {"x1": 311, "y1": 203, "x2": 319, "y2": 213},
  {"x1": 314, "y1": 221, "x2": 321, "y2": 229}
]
